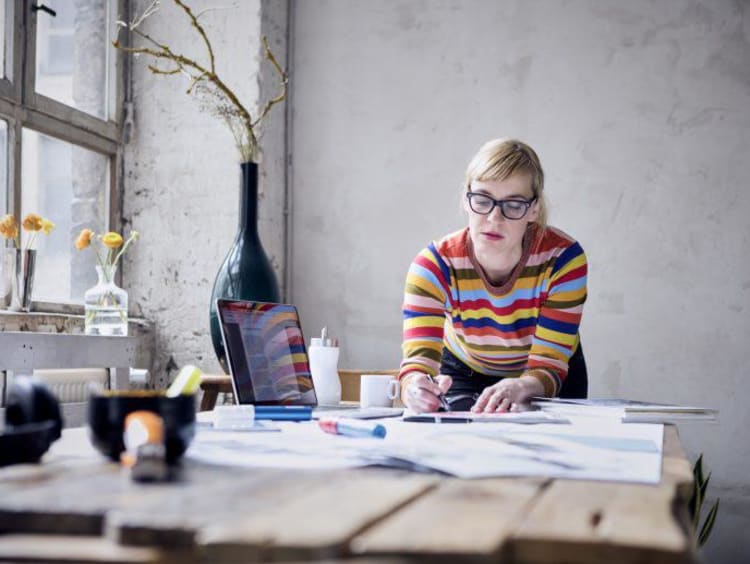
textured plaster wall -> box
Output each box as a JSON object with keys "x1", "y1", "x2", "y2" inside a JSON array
[
  {"x1": 290, "y1": 1, "x2": 750, "y2": 562},
  {"x1": 123, "y1": 0, "x2": 287, "y2": 384}
]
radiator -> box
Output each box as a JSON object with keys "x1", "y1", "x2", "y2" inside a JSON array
[
  {"x1": 32, "y1": 369, "x2": 110, "y2": 403},
  {"x1": 2, "y1": 368, "x2": 148, "y2": 406}
]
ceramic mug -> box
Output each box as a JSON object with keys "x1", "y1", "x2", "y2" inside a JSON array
[{"x1": 360, "y1": 374, "x2": 399, "y2": 408}]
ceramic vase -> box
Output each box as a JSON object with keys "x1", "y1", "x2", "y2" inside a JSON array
[{"x1": 209, "y1": 162, "x2": 280, "y2": 372}]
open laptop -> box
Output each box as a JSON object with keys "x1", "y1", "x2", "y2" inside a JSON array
[{"x1": 216, "y1": 299, "x2": 403, "y2": 419}]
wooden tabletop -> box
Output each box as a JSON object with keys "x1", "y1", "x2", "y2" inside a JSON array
[{"x1": 0, "y1": 425, "x2": 697, "y2": 564}]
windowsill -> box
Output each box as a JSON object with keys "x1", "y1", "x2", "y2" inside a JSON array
[
  {"x1": 0, "y1": 310, "x2": 157, "y2": 389},
  {"x1": 0, "y1": 309, "x2": 152, "y2": 336}
]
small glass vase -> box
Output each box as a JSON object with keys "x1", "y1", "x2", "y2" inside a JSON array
[{"x1": 84, "y1": 265, "x2": 128, "y2": 336}]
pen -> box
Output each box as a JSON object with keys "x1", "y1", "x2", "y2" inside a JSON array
[
  {"x1": 318, "y1": 417, "x2": 386, "y2": 439},
  {"x1": 425, "y1": 375, "x2": 451, "y2": 411}
]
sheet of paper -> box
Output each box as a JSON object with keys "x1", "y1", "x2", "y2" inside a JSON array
[{"x1": 186, "y1": 416, "x2": 664, "y2": 484}]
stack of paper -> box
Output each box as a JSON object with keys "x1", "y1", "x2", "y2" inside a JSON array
[{"x1": 532, "y1": 398, "x2": 718, "y2": 424}]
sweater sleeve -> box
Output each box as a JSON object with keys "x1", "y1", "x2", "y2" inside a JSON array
[
  {"x1": 525, "y1": 241, "x2": 588, "y2": 396},
  {"x1": 398, "y1": 244, "x2": 451, "y2": 380}
]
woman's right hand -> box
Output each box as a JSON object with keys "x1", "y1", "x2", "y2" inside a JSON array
[{"x1": 401, "y1": 373, "x2": 452, "y2": 413}]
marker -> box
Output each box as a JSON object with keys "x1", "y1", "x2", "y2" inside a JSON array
[
  {"x1": 318, "y1": 417, "x2": 386, "y2": 439},
  {"x1": 253, "y1": 405, "x2": 313, "y2": 421},
  {"x1": 166, "y1": 364, "x2": 203, "y2": 397},
  {"x1": 425, "y1": 375, "x2": 451, "y2": 411}
]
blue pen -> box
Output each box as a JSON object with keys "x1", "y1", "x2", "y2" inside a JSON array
[
  {"x1": 318, "y1": 417, "x2": 386, "y2": 438},
  {"x1": 252, "y1": 405, "x2": 312, "y2": 421}
]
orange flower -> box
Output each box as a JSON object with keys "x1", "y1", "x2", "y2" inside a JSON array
[
  {"x1": 0, "y1": 214, "x2": 18, "y2": 240},
  {"x1": 101, "y1": 232, "x2": 124, "y2": 249},
  {"x1": 22, "y1": 213, "x2": 43, "y2": 232},
  {"x1": 41, "y1": 218, "x2": 55, "y2": 235},
  {"x1": 75, "y1": 228, "x2": 95, "y2": 250}
]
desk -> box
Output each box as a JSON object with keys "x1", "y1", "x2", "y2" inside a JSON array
[
  {"x1": 0, "y1": 423, "x2": 697, "y2": 563},
  {"x1": 199, "y1": 369, "x2": 398, "y2": 410}
]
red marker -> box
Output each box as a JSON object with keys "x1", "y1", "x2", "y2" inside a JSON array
[{"x1": 318, "y1": 417, "x2": 386, "y2": 439}]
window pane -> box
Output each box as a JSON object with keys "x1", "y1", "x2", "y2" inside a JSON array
[
  {"x1": 0, "y1": 119, "x2": 6, "y2": 216},
  {"x1": 22, "y1": 129, "x2": 109, "y2": 302},
  {"x1": 35, "y1": 0, "x2": 114, "y2": 120},
  {"x1": 0, "y1": 0, "x2": 6, "y2": 80}
]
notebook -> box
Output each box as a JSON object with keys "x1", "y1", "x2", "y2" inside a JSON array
[
  {"x1": 532, "y1": 397, "x2": 718, "y2": 423},
  {"x1": 216, "y1": 299, "x2": 402, "y2": 420}
]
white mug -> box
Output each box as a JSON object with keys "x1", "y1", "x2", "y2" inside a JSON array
[{"x1": 360, "y1": 374, "x2": 399, "y2": 408}]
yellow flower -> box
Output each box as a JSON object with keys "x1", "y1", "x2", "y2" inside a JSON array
[
  {"x1": 0, "y1": 214, "x2": 18, "y2": 239},
  {"x1": 41, "y1": 218, "x2": 55, "y2": 235},
  {"x1": 75, "y1": 228, "x2": 95, "y2": 250},
  {"x1": 101, "y1": 232, "x2": 124, "y2": 249},
  {"x1": 22, "y1": 213, "x2": 43, "y2": 232}
]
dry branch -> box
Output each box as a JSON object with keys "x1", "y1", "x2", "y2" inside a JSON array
[{"x1": 113, "y1": 0, "x2": 287, "y2": 162}]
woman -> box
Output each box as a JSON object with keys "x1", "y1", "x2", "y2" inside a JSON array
[{"x1": 399, "y1": 138, "x2": 588, "y2": 413}]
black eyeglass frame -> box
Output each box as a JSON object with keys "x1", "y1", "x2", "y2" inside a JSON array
[{"x1": 465, "y1": 190, "x2": 537, "y2": 220}]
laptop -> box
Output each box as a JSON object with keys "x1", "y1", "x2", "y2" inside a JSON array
[{"x1": 216, "y1": 299, "x2": 403, "y2": 419}]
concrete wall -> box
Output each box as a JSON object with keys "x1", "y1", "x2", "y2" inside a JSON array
[
  {"x1": 290, "y1": 1, "x2": 749, "y2": 562},
  {"x1": 123, "y1": 0, "x2": 287, "y2": 384}
]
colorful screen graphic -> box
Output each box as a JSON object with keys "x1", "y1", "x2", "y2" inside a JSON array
[{"x1": 218, "y1": 300, "x2": 317, "y2": 405}]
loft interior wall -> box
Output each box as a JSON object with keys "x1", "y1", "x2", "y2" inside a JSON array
[
  {"x1": 122, "y1": 0, "x2": 287, "y2": 382},
  {"x1": 289, "y1": 2, "x2": 750, "y2": 563}
]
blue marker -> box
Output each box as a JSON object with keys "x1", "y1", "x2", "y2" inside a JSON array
[
  {"x1": 318, "y1": 417, "x2": 386, "y2": 439},
  {"x1": 252, "y1": 405, "x2": 313, "y2": 421}
]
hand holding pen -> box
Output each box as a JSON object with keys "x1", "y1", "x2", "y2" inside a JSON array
[{"x1": 402, "y1": 373, "x2": 453, "y2": 414}]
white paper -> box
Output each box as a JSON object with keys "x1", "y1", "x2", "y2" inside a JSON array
[{"x1": 185, "y1": 416, "x2": 664, "y2": 484}]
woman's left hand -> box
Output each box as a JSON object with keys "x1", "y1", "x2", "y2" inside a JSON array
[{"x1": 471, "y1": 375, "x2": 545, "y2": 413}]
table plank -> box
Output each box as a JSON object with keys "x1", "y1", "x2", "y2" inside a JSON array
[
  {"x1": 511, "y1": 480, "x2": 694, "y2": 564},
  {"x1": 0, "y1": 535, "x2": 164, "y2": 564},
  {"x1": 662, "y1": 426, "x2": 694, "y2": 499},
  {"x1": 0, "y1": 459, "x2": 117, "y2": 535},
  {"x1": 107, "y1": 469, "x2": 337, "y2": 550},
  {"x1": 350, "y1": 477, "x2": 546, "y2": 561},
  {"x1": 199, "y1": 470, "x2": 437, "y2": 562}
]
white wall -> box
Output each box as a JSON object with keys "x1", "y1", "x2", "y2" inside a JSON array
[
  {"x1": 290, "y1": 1, "x2": 750, "y2": 562},
  {"x1": 123, "y1": 0, "x2": 287, "y2": 383}
]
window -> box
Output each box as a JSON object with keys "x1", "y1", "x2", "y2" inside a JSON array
[
  {"x1": 0, "y1": 2, "x2": 7, "y2": 80},
  {"x1": 0, "y1": 0, "x2": 123, "y2": 307},
  {"x1": 35, "y1": 0, "x2": 116, "y2": 120}
]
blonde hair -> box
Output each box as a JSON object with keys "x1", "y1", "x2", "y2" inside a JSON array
[{"x1": 463, "y1": 138, "x2": 548, "y2": 230}]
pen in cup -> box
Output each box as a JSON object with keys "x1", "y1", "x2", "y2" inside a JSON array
[{"x1": 425, "y1": 375, "x2": 451, "y2": 411}]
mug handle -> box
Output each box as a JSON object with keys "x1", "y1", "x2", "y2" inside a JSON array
[{"x1": 387, "y1": 379, "x2": 400, "y2": 400}]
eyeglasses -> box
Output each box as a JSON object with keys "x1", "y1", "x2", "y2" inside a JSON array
[{"x1": 465, "y1": 191, "x2": 537, "y2": 220}]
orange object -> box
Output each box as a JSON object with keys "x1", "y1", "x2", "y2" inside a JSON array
[{"x1": 120, "y1": 411, "x2": 165, "y2": 468}]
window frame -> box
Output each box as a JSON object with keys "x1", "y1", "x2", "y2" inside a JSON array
[{"x1": 0, "y1": 0, "x2": 126, "y2": 312}]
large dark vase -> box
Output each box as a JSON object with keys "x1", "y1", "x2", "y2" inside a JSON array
[{"x1": 209, "y1": 162, "x2": 280, "y2": 372}]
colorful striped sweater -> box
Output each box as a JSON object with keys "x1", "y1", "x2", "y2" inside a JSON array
[{"x1": 399, "y1": 225, "x2": 588, "y2": 397}]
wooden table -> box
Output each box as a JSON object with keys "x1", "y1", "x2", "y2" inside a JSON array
[{"x1": 0, "y1": 425, "x2": 697, "y2": 563}]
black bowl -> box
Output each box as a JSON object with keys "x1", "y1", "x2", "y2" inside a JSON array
[
  {"x1": 88, "y1": 391, "x2": 196, "y2": 463},
  {"x1": 0, "y1": 420, "x2": 60, "y2": 467}
]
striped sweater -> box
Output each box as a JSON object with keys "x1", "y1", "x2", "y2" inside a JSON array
[{"x1": 399, "y1": 225, "x2": 587, "y2": 397}]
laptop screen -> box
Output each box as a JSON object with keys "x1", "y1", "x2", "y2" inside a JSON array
[{"x1": 217, "y1": 299, "x2": 317, "y2": 406}]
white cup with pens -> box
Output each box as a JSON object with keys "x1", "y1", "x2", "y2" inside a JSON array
[
  {"x1": 308, "y1": 327, "x2": 341, "y2": 406},
  {"x1": 360, "y1": 375, "x2": 399, "y2": 408}
]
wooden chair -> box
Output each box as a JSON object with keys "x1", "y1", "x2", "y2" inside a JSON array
[{"x1": 199, "y1": 369, "x2": 398, "y2": 411}]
